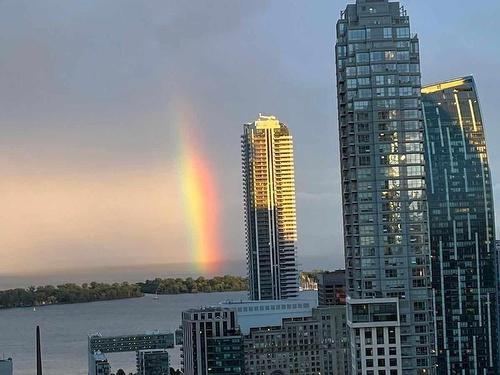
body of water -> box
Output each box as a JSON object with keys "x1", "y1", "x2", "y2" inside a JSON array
[{"x1": 0, "y1": 291, "x2": 247, "y2": 375}]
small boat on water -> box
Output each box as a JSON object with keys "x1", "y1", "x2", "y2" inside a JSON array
[{"x1": 153, "y1": 290, "x2": 159, "y2": 300}]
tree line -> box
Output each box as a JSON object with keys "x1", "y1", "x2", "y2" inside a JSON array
[
  {"x1": 137, "y1": 275, "x2": 248, "y2": 295},
  {"x1": 0, "y1": 275, "x2": 248, "y2": 309}
]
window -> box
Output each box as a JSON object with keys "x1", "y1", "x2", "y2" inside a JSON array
[
  {"x1": 402, "y1": 99, "x2": 418, "y2": 109},
  {"x1": 358, "y1": 169, "x2": 372, "y2": 181},
  {"x1": 358, "y1": 77, "x2": 370, "y2": 86},
  {"x1": 347, "y1": 79, "x2": 357, "y2": 89},
  {"x1": 407, "y1": 166, "x2": 423, "y2": 177},
  {"x1": 354, "y1": 101, "x2": 369, "y2": 110},
  {"x1": 405, "y1": 132, "x2": 422, "y2": 142},
  {"x1": 346, "y1": 67, "x2": 357, "y2": 77},
  {"x1": 383, "y1": 27, "x2": 392, "y2": 39},
  {"x1": 396, "y1": 27, "x2": 410, "y2": 38},
  {"x1": 415, "y1": 325, "x2": 427, "y2": 333},
  {"x1": 402, "y1": 110, "x2": 419, "y2": 119},
  {"x1": 375, "y1": 76, "x2": 385, "y2": 86},
  {"x1": 399, "y1": 87, "x2": 413, "y2": 97},
  {"x1": 385, "y1": 51, "x2": 396, "y2": 60},
  {"x1": 337, "y1": 45, "x2": 347, "y2": 58},
  {"x1": 358, "y1": 88, "x2": 372, "y2": 98},
  {"x1": 406, "y1": 154, "x2": 422, "y2": 164},
  {"x1": 370, "y1": 51, "x2": 384, "y2": 62},
  {"x1": 385, "y1": 269, "x2": 397, "y2": 278},
  {"x1": 359, "y1": 155, "x2": 371, "y2": 166},
  {"x1": 406, "y1": 143, "x2": 423, "y2": 152},
  {"x1": 358, "y1": 123, "x2": 370, "y2": 132},
  {"x1": 356, "y1": 52, "x2": 370, "y2": 63},
  {"x1": 376, "y1": 328, "x2": 384, "y2": 344},
  {"x1": 397, "y1": 64, "x2": 410, "y2": 73},
  {"x1": 360, "y1": 236, "x2": 375, "y2": 246},
  {"x1": 348, "y1": 29, "x2": 366, "y2": 41},
  {"x1": 359, "y1": 145, "x2": 371, "y2": 153},
  {"x1": 397, "y1": 51, "x2": 409, "y2": 60},
  {"x1": 357, "y1": 65, "x2": 370, "y2": 75}
]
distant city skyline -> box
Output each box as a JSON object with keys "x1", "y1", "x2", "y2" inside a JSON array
[{"x1": 1, "y1": 0, "x2": 500, "y2": 275}]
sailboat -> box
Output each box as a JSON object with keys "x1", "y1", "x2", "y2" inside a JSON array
[{"x1": 153, "y1": 289, "x2": 159, "y2": 300}]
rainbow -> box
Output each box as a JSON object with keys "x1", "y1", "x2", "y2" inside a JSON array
[{"x1": 178, "y1": 113, "x2": 222, "y2": 274}]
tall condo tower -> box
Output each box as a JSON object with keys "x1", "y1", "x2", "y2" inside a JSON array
[
  {"x1": 422, "y1": 76, "x2": 498, "y2": 374},
  {"x1": 241, "y1": 114, "x2": 299, "y2": 300},
  {"x1": 335, "y1": 1, "x2": 434, "y2": 374}
]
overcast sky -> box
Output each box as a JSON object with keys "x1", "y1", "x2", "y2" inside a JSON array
[{"x1": 1, "y1": 0, "x2": 499, "y2": 275}]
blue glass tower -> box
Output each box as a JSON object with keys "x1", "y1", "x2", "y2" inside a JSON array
[{"x1": 422, "y1": 76, "x2": 498, "y2": 374}]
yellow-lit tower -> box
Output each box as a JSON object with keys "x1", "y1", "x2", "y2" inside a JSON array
[{"x1": 241, "y1": 114, "x2": 299, "y2": 300}]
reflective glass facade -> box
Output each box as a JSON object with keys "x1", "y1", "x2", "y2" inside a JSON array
[
  {"x1": 335, "y1": 1, "x2": 434, "y2": 374},
  {"x1": 422, "y1": 76, "x2": 498, "y2": 374}
]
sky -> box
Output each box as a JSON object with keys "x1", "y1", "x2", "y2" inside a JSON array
[{"x1": 1, "y1": 0, "x2": 499, "y2": 276}]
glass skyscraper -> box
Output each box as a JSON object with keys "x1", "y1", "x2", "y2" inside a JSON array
[
  {"x1": 422, "y1": 76, "x2": 498, "y2": 374},
  {"x1": 335, "y1": 1, "x2": 434, "y2": 374},
  {"x1": 241, "y1": 114, "x2": 299, "y2": 300}
]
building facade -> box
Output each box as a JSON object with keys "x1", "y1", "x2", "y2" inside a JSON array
[
  {"x1": 0, "y1": 359, "x2": 13, "y2": 375},
  {"x1": 89, "y1": 352, "x2": 110, "y2": 375},
  {"x1": 335, "y1": 1, "x2": 434, "y2": 373},
  {"x1": 317, "y1": 270, "x2": 347, "y2": 306},
  {"x1": 242, "y1": 114, "x2": 299, "y2": 300},
  {"x1": 137, "y1": 349, "x2": 169, "y2": 375},
  {"x1": 422, "y1": 76, "x2": 498, "y2": 374},
  {"x1": 243, "y1": 306, "x2": 348, "y2": 375},
  {"x1": 88, "y1": 332, "x2": 174, "y2": 375},
  {"x1": 219, "y1": 297, "x2": 317, "y2": 335},
  {"x1": 181, "y1": 307, "x2": 243, "y2": 375},
  {"x1": 314, "y1": 306, "x2": 349, "y2": 375}
]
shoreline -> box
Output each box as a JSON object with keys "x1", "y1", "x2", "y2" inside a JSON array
[{"x1": 0, "y1": 275, "x2": 248, "y2": 310}]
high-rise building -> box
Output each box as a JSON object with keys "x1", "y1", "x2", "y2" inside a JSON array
[
  {"x1": 422, "y1": 76, "x2": 498, "y2": 374},
  {"x1": 335, "y1": 1, "x2": 434, "y2": 373},
  {"x1": 181, "y1": 307, "x2": 243, "y2": 375},
  {"x1": 0, "y1": 358, "x2": 13, "y2": 375},
  {"x1": 317, "y1": 270, "x2": 347, "y2": 306},
  {"x1": 242, "y1": 114, "x2": 299, "y2": 300}
]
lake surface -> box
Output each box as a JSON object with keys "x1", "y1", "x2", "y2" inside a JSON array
[{"x1": 0, "y1": 291, "x2": 247, "y2": 374}]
